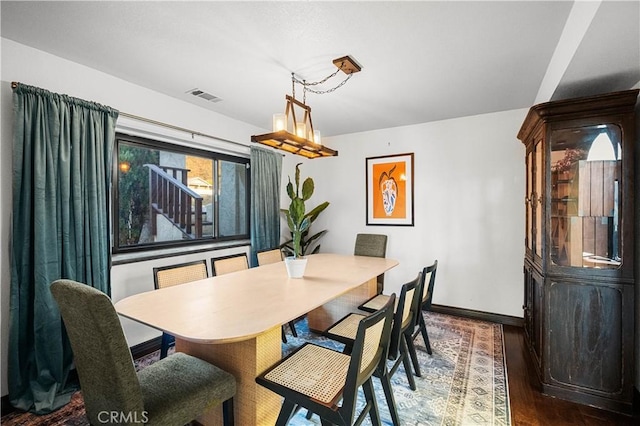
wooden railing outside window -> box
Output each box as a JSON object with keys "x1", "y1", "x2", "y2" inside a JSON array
[{"x1": 145, "y1": 164, "x2": 203, "y2": 239}]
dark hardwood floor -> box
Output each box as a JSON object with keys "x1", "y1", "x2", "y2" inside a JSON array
[{"x1": 504, "y1": 325, "x2": 638, "y2": 425}]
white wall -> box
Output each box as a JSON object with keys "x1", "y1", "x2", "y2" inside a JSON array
[
  {"x1": 287, "y1": 109, "x2": 528, "y2": 318},
  {"x1": 0, "y1": 38, "x2": 263, "y2": 396}
]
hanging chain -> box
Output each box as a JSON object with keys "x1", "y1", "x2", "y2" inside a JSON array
[{"x1": 290, "y1": 60, "x2": 354, "y2": 98}]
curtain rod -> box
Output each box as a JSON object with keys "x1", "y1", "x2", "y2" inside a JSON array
[
  {"x1": 11, "y1": 81, "x2": 251, "y2": 150},
  {"x1": 117, "y1": 111, "x2": 250, "y2": 150}
]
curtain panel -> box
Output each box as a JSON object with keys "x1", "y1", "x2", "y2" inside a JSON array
[
  {"x1": 250, "y1": 146, "x2": 282, "y2": 266},
  {"x1": 9, "y1": 84, "x2": 118, "y2": 413}
]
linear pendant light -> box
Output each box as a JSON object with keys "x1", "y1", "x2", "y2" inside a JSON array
[{"x1": 251, "y1": 55, "x2": 361, "y2": 159}]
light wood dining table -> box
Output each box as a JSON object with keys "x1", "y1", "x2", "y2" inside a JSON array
[{"x1": 114, "y1": 253, "x2": 398, "y2": 425}]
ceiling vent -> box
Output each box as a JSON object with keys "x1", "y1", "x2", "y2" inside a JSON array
[{"x1": 185, "y1": 88, "x2": 222, "y2": 103}]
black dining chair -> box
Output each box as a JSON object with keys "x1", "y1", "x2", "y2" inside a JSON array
[
  {"x1": 324, "y1": 273, "x2": 422, "y2": 426},
  {"x1": 211, "y1": 253, "x2": 249, "y2": 276},
  {"x1": 153, "y1": 259, "x2": 209, "y2": 359},
  {"x1": 256, "y1": 293, "x2": 396, "y2": 426},
  {"x1": 255, "y1": 247, "x2": 299, "y2": 343},
  {"x1": 411, "y1": 260, "x2": 438, "y2": 354}
]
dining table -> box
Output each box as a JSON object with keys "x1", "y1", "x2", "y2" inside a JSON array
[{"x1": 114, "y1": 252, "x2": 398, "y2": 425}]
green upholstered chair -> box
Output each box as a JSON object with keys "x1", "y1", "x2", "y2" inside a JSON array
[
  {"x1": 324, "y1": 273, "x2": 422, "y2": 426},
  {"x1": 354, "y1": 233, "x2": 388, "y2": 294},
  {"x1": 51, "y1": 279, "x2": 236, "y2": 426},
  {"x1": 256, "y1": 293, "x2": 396, "y2": 426},
  {"x1": 411, "y1": 260, "x2": 438, "y2": 354},
  {"x1": 153, "y1": 259, "x2": 209, "y2": 359}
]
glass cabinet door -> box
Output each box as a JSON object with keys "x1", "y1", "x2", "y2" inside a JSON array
[
  {"x1": 549, "y1": 125, "x2": 622, "y2": 268},
  {"x1": 526, "y1": 151, "x2": 533, "y2": 251},
  {"x1": 534, "y1": 140, "x2": 543, "y2": 258}
]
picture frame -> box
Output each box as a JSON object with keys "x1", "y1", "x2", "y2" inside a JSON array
[{"x1": 366, "y1": 153, "x2": 414, "y2": 226}]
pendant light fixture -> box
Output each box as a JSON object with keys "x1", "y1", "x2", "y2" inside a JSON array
[{"x1": 251, "y1": 55, "x2": 361, "y2": 159}]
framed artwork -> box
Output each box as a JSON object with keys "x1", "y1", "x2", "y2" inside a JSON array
[{"x1": 366, "y1": 153, "x2": 414, "y2": 226}]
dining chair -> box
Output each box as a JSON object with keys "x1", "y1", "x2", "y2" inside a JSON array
[
  {"x1": 324, "y1": 273, "x2": 422, "y2": 426},
  {"x1": 255, "y1": 247, "x2": 299, "y2": 343},
  {"x1": 51, "y1": 279, "x2": 236, "y2": 426},
  {"x1": 256, "y1": 247, "x2": 284, "y2": 266},
  {"x1": 211, "y1": 253, "x2": 249, "y2": 276},
  {"x1": 153, "y1": 259, "x2": 209, "y2": 359},
  {"x1": 256, "y1": 293, "x2": 396, "y2": 426},
  {"x1": 411, "y1": 260, "x2": 438, "y2": 355},
  {"x1": 354, "y1": 233, "x2": 388, "y2": 294}
]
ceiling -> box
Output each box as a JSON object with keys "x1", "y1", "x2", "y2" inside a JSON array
[{"x1": 2, "y1": 1, "x2": 639, "y2": 137}]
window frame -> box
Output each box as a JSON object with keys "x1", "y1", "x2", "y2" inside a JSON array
[{"x1": 112, "y1": 133, "x2": 251, "y2": 254}]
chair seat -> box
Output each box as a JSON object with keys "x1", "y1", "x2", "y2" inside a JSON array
[
  {"x1": 138, "y1": 352, "x2": 236, "y2": 425},
  {"x1": 263, "y1": 343, "x2": 350, "y2": 405},
  {"x1": 359, "y1": 294, "x2": 398, "y2": 313},
  {"x1": 325, "y1": 313, "x2": 366, "y2": 342},
  {"x1": 139, "y1": 352, "x2": 236, "y2": 425}
]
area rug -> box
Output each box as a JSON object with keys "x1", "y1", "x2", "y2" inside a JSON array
[{"x1": 1, "y1": 312, "x2": 510, "y2": 426}]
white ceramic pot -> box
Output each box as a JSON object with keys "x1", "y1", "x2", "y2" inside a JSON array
[{"x1": 284, "y1": 257, "x2": 308, "y2": 278}]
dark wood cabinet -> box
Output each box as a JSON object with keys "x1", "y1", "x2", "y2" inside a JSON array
[{"x1": 517, "y1": 90, "x2": 638, "y2": 413}]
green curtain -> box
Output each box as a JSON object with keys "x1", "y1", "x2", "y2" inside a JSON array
[
  {"x1": 250, "y1": 146, "x2": 282, "y2": 266},
  {"x1": 9, "y1": 84, "x2": 118, "y2": 413}
]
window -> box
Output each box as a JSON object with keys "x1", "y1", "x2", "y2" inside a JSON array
[{"x1": 113, "y1": 133, "x2": 250, "y2": 253}]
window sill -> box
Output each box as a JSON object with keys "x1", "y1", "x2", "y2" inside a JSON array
[{"x1": 111, "y1": 239, "x2": 251, "y2": 266}]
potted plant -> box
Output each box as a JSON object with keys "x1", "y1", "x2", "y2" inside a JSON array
[{"x1": 282, "y1": 163, "x2": 329, "y2": 278}]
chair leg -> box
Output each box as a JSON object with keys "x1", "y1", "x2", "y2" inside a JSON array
[
  {"x1": 275, "y1": 399, "x2": 297, "y2": 426},
  {"x1": 362, "y1": 378, "x2": 382, "y2": 426},
  {"x1": 379, "y1": 373, "x2": 401, "y2": 426},
  {"x1": 400, "y1": 339, "x2": 417, "y2": 391},
  {"x1": 222, "y1": 398, "x2": 234, "y2": 426},
  {"x1": 288, "y1": 320, "x2": 298, "y2": 337},
  {"x1": 160, "y1": 333, "x2": 171, "y2": 359},
  {"x1": 418, "y1": 314, "x2": 432, "y2": 354},
  {"x1": 406, "y1": 334, "x2": 422, "y2": 377},
  {"x1": 281, "y1": 326, "x2": 288, "y2": 343}
]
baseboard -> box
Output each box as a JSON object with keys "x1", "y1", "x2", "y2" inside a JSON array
[
  {"x1": 130, "y1": 336, "x2": 162, "y2": 359},
  {"x1": 430, "y1": 304, "x2": 524, "y2": 327}
]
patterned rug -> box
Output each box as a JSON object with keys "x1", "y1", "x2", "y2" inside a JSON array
[{"x1": 1, "y1": 312, "x2": 510, "y2": 426}]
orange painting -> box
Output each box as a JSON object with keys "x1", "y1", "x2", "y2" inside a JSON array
[
  {"x1": 366, "y1": 153, "x2": 414, "y2": 226},
  {"x1": 372, "y1": 161, "x2": 407, "y2": 219}
]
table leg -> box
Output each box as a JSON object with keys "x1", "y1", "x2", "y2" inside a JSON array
[
  {"x1": 307, "y1": 277, "x2": 377, "y2": 332},
  {"x1": 175, "y1": 325, "x2": 282, "y2": 425}
]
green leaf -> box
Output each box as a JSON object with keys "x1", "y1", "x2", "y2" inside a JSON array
[
  {"x1": 286, "y1": 180, "x2": 294, "y2": 200},
  {"x1": 289, "y1": 198, "x2": 305, "y2": 225},
  {"x1": 305, "y1": 201, "x2": 329, "y2": 222},
  {"x1": 294, "y1": 163, "x2": 302, "y2": 196},
  {"x1": 299, "y1": 217, "x2": 311, "y2": 233},
  {"x1": 301, "y1": 177, "x2": 314, "y2": 201}
]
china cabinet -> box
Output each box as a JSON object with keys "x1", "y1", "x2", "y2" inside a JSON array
[{"x1": 517, "y1": 89, "x2": 638, "y2": 413}]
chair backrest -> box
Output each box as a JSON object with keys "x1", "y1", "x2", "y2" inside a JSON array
[
  {"x1": 420, "y1": 260, "x2": 438, "y2": 308},
  {"x1": 153, "y1": 260, "x2": 209, "y2": 290},
  {"x1": 50, "y1": 280, "x2": 144, "y2": 425},
  {"x1": 353, "y1": 233, "x2": 387, "y2": 258},
  {"x1": 342, "y1": 293, "x2": 395, "y2": 419},
  {"x1": 388, "y1": 273, "x2": 422, "y2": 360},
  {"x1": 256, "y1": 248, "x2": 283, "y2": 266},
  {"x1": 342, "y1": 293, "x2": 396, "y2": 424},
  {"x1": 212, "y1": 253, "x2": 249, "y2": 276},
  {"x1": 354, "y1": 234, "x2": 388, "y2": 293}
]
